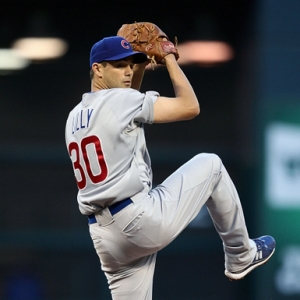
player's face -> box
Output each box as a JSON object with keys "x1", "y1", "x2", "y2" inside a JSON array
[{"x1": 101, "y1": 58, "x2": 135, "y2": 88}]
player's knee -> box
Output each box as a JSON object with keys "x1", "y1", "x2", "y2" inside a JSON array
[{"x1": 194, "y1": 153, "x2": 222, "y2": 174}]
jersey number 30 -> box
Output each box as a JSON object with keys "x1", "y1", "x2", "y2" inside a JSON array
[{"x1": 68, "y1": 135, "x2": 108, "y2": 189}]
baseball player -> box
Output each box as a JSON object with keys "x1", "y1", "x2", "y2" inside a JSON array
[{"x1": 65, "y1": 33, "x2": 275, "y2": 299}]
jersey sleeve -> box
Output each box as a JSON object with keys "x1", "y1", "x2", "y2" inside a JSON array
[
  {"x1": 96, "y1": 89, "x2": 159, "y2": 130},
  {"x1": 110, "y1": 89, "x2": 159, "y2": 127},
  {"x1": 133, "y1": 91, "x2": 159, "y2": 124}
]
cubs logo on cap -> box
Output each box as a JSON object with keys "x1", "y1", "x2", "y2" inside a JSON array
[{"x1": 121, "y1": 39, "x2": 130, "y2": 49}]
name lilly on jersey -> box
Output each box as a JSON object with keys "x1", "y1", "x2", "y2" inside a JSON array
[{"x1": 71, "y1": 108, "x2": 94, "y2": 134}]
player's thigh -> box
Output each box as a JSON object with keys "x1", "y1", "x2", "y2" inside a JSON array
[
  {"x1": 108, "y1": 254, "x2": 156, "y2": 300},
  {"x1": 150, "y1": 153, "x2": 222, "y2": 243},
  {"x1": 162, "y1": 153, "x2": 222, "y2": 192},
  {"x1": 90, "y1": 222, "x2": 156, "y2": 300}
]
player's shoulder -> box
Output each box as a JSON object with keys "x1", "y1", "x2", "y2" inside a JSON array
[
  {"x1": 108, "y1": 88, "x2": 142, "y2": 96},
  {"x1": 105, "y1": 88, "x2": 145, "y2": 103},
  {"x1": 88, "y1": 88, "x2": 141, "y2": 100}
]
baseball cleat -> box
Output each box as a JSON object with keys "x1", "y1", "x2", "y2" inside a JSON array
[{"x1": 225, "y1": 235, "x2": 276, "y2": 280}]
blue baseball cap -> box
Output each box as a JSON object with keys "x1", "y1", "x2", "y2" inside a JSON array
[{"x1": 89, "y1": 36, "x2": 147, "y2": 67}]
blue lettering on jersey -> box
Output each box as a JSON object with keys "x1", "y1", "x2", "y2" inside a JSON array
[
  {"x1": 72, "y1": 109, "x2": 94, "y2": 134},
  {"x1": 80, "y1": 110, "x2": 85, "y2": 129}
]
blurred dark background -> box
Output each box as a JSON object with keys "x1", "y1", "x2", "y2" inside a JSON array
[{"x1": 1, "y1": 0, "x2": 300, "y2": 299}]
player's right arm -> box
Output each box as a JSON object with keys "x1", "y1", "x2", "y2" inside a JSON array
[{"x1": 153, "y1": 54, "x2": 200, "y2": 123}]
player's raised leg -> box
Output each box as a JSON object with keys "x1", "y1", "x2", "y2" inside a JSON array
[{"x1": 149, "y1": 153, "x2": 275, "y2": 279}]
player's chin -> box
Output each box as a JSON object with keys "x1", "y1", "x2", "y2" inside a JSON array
[{"x1": 123, "y1": 81, "x2": 132, "y2": 88}]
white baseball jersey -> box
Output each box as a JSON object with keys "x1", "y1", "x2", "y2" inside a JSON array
[{"x1": 65, "y1": 88, "x2": 159, "y2": 215}]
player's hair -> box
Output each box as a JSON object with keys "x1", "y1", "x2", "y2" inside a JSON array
[{"x1": 89, "y1": 68, "x2": 94, "y2": 80}]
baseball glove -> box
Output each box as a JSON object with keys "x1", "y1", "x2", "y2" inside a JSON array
[{"x1": 117, "y1": 22, "x2": 179, "y2": 65}]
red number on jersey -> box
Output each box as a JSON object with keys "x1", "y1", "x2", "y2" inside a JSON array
[
  {"x1": 68, "y1": 135, "x2": 108, "y2": 189},
  {"x1": 68, "y1": 142, "x2": 86, "y2": 189}
]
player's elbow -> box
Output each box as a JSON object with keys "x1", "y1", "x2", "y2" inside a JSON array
[
  {"x1": 185, "y1": 103, "x2": 200, "y2": 120},
  {"x1": 194, "y1": 103, "x2": 200, "y2": 117}
]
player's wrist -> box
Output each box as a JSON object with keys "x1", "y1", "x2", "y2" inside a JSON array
[{"x1": 163, "y1": 53, "x2": 177, "y2": 65}]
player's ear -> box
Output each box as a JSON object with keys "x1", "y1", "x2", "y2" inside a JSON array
[{"x1": 92, "y1": 63, "x2": 103, "y2": 77}]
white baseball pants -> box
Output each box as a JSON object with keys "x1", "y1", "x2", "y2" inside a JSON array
[{"x1": 89, "y1": 153, "x2": 256, "y2": 299}]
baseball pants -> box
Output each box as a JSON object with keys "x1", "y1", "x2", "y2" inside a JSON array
[{"x1": 89, "y1": 153, "x2": 256, "y2": 299}]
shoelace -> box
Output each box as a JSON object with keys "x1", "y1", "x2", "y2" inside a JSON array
[{"x1": 254, "y1": 238, "x2": 265, "y2": 250}]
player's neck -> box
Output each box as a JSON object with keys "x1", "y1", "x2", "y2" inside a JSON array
[{"x1": 91, "y1": 80, "x2": 109, "y2": 92}]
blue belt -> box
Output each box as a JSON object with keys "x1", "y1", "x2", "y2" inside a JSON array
[{"x1": 87, "y1": 198, "x2": 132, "y2": 224}]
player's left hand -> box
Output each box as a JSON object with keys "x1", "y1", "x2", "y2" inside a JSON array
[{"x1": 117, "y1": 22, "x2": 179, "y2": 65}]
